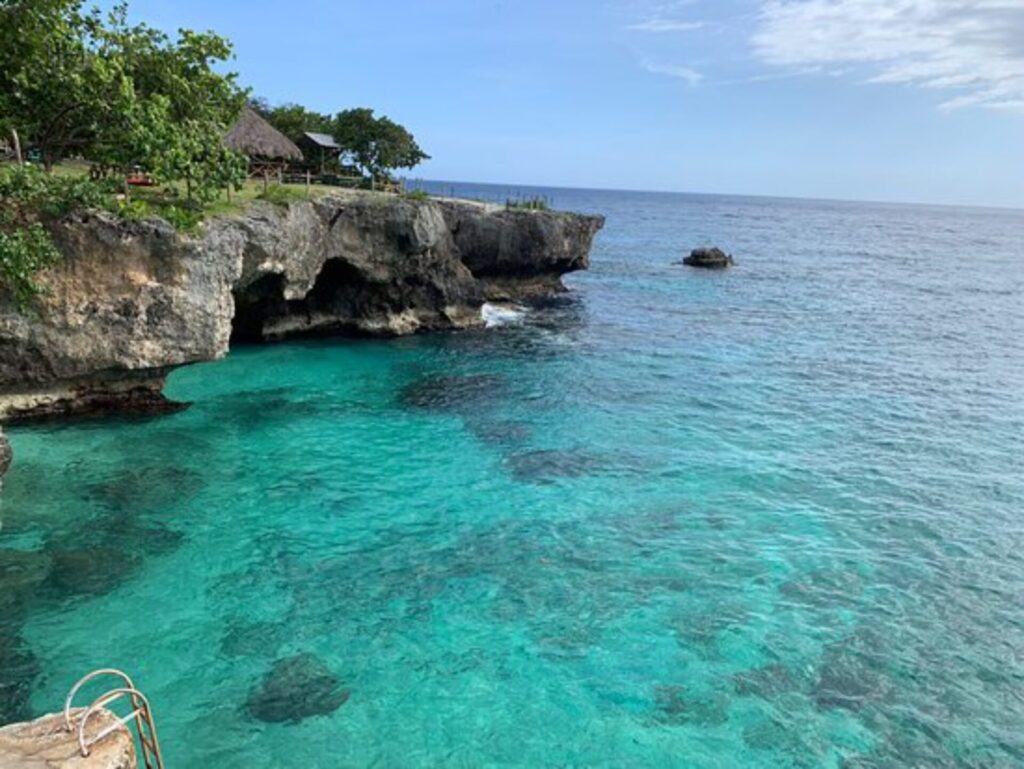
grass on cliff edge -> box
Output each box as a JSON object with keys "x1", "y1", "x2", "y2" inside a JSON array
[
  {"x1": 1, "y1": 160, "x2": 399, "y2": 310},
  {"x1": 37, "y1": 160, "x2": 391, "y2": 231}
]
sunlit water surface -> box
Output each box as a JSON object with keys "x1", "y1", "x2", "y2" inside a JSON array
[{"x1": 3, "y1": 185, "x2": 1024, "y2": 767}]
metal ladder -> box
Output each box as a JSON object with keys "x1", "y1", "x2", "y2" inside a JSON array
[{"x1": 63, "y1": 668, "x2": 165, "y2": 769}]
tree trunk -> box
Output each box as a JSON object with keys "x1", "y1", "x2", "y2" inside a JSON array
[{"x1": 10, "y1": 129, "x2": 22, "y2": 166}]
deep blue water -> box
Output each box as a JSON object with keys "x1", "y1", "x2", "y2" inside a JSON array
[{"x1": 2, "y1": 184, "x2": 1024, "y2": 767}]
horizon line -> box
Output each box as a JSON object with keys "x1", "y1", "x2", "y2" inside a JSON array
[{"x1": 409, "y1": 176, "x2": 1024, "y2": 215}]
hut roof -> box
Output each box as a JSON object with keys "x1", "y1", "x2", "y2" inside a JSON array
[
  {"x1": 224, "y1": 107, "x2": 303, "y2": 161},
  {"x1": 302, "y1": 132, "x2": 340, "y2": 150}
]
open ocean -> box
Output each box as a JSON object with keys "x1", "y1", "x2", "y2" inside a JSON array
[{"x1": 2, "y1": 183, "x2": 1024, "y2": 767}]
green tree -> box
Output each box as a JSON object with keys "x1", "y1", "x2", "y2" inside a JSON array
[
  {"x1": 88, "y1": 6, "x2": 248, "y2": 202},
  {"x1": 252, "y1": 98, "x2": 332, "y2": 143},
  {"x1": 0, "y1": 0, "x2": 247, "y2": 199},
  {"x1": 332, "y1": 108, "x2": 429, "y2": 181},
  {"x1": 0, "y1": 0, "x2": 129, "y2": 169}
]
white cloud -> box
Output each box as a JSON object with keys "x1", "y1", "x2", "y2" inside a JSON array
[
  {"x1": 751, "y1": 0, "x2": 1024, "y2": 110},
  {"x1": 628, "y1": 19, "x2": 705, "y2": 32},
  {"x1": 624, "y1": 0, "x2": 703, "y2": 32},
  {"x1": 642, "y1": 59, "x2": 704, "y2": 85}
]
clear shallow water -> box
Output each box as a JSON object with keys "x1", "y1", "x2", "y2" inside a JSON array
[{"x1": 3, "y1": 185, "x2": 1024, "y2": 767}]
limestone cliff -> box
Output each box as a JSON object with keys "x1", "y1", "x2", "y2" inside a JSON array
[{"x1": 0, "y1": 191, "x2": 603, "y2": 422}]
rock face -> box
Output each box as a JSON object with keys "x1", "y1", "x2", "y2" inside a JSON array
[
  {"x1": 0, "y1": 192, "x2": 603, "y2": 421},
  {"x1": 0, "y1": 709, "x2": 137, "y2": 769},
  {"x1": 682, "y1": 247, "x2": 734, "y2": 269},
  {"x1": 0, "y1": 428, "x2": 10, "y2": 481}
]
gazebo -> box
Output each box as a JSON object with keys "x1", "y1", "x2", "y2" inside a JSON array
[
  {"x1": 224, "y1": 107, "x2": 303, "y2": 178},
  {"x1": 297, "y1": 132, "x2": 341, "y2": 174}
]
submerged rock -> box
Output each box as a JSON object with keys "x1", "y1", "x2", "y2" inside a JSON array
[
  {"x1": 221, "y1": 620, "x2": 290, "y2": 658},
  {"x1": 0, "y1": 550, "x2": 52, "y2": 615},
  {"x1": 653, "y1": 684, "x2": 730, "y2": 727},
  {"x1": 681, "y1": 246, "x2": 734, "y2": 269},
  {"x1": 732, "y1": 663, "x2": 800, "y2": 699},
  {"x1": 46, "y1": 547, "x2": 141, "y2": 598},
  {"x1": 742, "y1": 716, "x2": 813, "y2": 757},
  {"x1": 504, "y1": 449, "x2": 605, "y2": 484},
  {"x1": 84, "y1": 464, "x2": 203, "y2": 515},
  {"x1": 246, "y1": 653, "x2": 350, "y2": 724},
  {"x1": 0, "y1": 634, "x2": 41, "y2": 725},
  {"x1": 400, "y1": 373, "x2": 507, "y2": 412},
  {"x1": 812, "y1": 637, "x2": 889, "y2": 712}
]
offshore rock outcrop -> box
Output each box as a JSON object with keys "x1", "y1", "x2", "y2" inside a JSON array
[
  {"x1": 0, "y1": 192, "x2": 603, "y2": 421},
  {"x1": 682, "y1": 246, "x2": 734, "y2": 269}
]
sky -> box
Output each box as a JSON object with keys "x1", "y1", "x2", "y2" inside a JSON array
[{"x1": 118, "y1": 0, "x2": 1024, "y2": 207}]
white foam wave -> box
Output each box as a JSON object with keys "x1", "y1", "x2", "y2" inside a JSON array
[{"x1": 482, "y1": 302, "x2": 527, "y2": 328}]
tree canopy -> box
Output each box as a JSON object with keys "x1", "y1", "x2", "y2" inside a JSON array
[
  {"x1": 0, "y1": 0, "x2": 429, "y2": 195},
  {"x1": 0, "y1": 0, "x2": 247, "y2": 201},
  {"x1": 255, "y1": 100, "x2": 429, "y2": 181},
  {"x1": 251, "y1": 99, "x2": 332, "y2": 143},
  {"x1": 332, "y1": 108, "x2": 429, "y2": 181}
]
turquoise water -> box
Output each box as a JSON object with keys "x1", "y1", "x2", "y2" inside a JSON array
[{"x1": 3, "y1": 186, "x2": 1024, "y2": 767}]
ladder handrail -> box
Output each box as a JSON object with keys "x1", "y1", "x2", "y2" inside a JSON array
[
  {"x1": 63, "y1": 669, "x2": 164, "y2": 769},
  {"x1": 77, "y1": 687, "x2": 147, "y2": 756},
  {"x1": 63, "y1": 668, "x2": 136, "y2": 731}
]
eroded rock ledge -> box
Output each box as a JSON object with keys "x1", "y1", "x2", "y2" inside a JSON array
[
  {"x1": 0, "y1": 708, "x2": 137, "y2": 769},
  {"x1": 0, "y1": 192, "x2": 603, "y2": 422}
]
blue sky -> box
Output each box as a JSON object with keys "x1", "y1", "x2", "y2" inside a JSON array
[{"x1": 121, "y1": 0, "x2": 1024, "y2": 207}]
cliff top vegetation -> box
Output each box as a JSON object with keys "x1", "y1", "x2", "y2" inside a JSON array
[{"x1": 0, "y1": 0, "x2": 430, "y2": 312}]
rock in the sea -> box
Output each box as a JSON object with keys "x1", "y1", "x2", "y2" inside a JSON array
[
  {"x1": 0, "y1": 634, "x2": 41, "y2": 725},
  {"x1": 45, "y1": 547, "x2": 141, "y2": 598},
  {"x1": 504, "y1": 449, "x2": 605, "y2": 484},
  {"x1": 0, "y1": 428, "x2": 10, "y2": 480},
  {"x1": 0, "y1": 708, "x2": 137, "y2": 769},
  {"x1": 399, "y1": 373, "x2": 507, "y2": 412},
  {"x1": 220, "y1": 619, "x2": 290, "y2": 658},
  {"x1": 652, "y1": 684, "x2": 730, "y2": 727},
  {"x1": 0, "y1": 193, "x2": 604, "y2": 421},
  {"x1": 246, "y1": 653, "x2": 350, "y2": 724},
  {"x1": 682, "y1": 246, "x2": 734, "y2": 269},
  {"x1": 0, "y1": 550, "x2": 52, "y2": 615}
]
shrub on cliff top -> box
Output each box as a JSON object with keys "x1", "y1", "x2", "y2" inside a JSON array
[
  {"x1": 0, "y1": 165, "x2": 112, "y2": 217},
  {"x1": 506, "y1": 196, "x2": 550, "y2": 211},
  {"x1": 0, "y1": 164, "x2": 113, "y2": 311},
  {"x1": 0, "y1": 225, "x2": 62, "y2": 312}
]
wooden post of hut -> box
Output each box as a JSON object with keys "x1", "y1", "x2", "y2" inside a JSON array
[{"x1": 9, "y1": 129, "x2": 22, "y2": 166}]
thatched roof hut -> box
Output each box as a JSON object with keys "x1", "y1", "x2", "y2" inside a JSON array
[{"x1": 224, "y1": 107, "x2": 302, "y2": 162}]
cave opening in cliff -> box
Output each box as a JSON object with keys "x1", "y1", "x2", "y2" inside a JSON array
[
  {"x1": 230, "y1": 260, "x2": 378, "y2": 344},
  {"x1": 231, "y1": 273, "x2": 287, "y2": 344}
]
